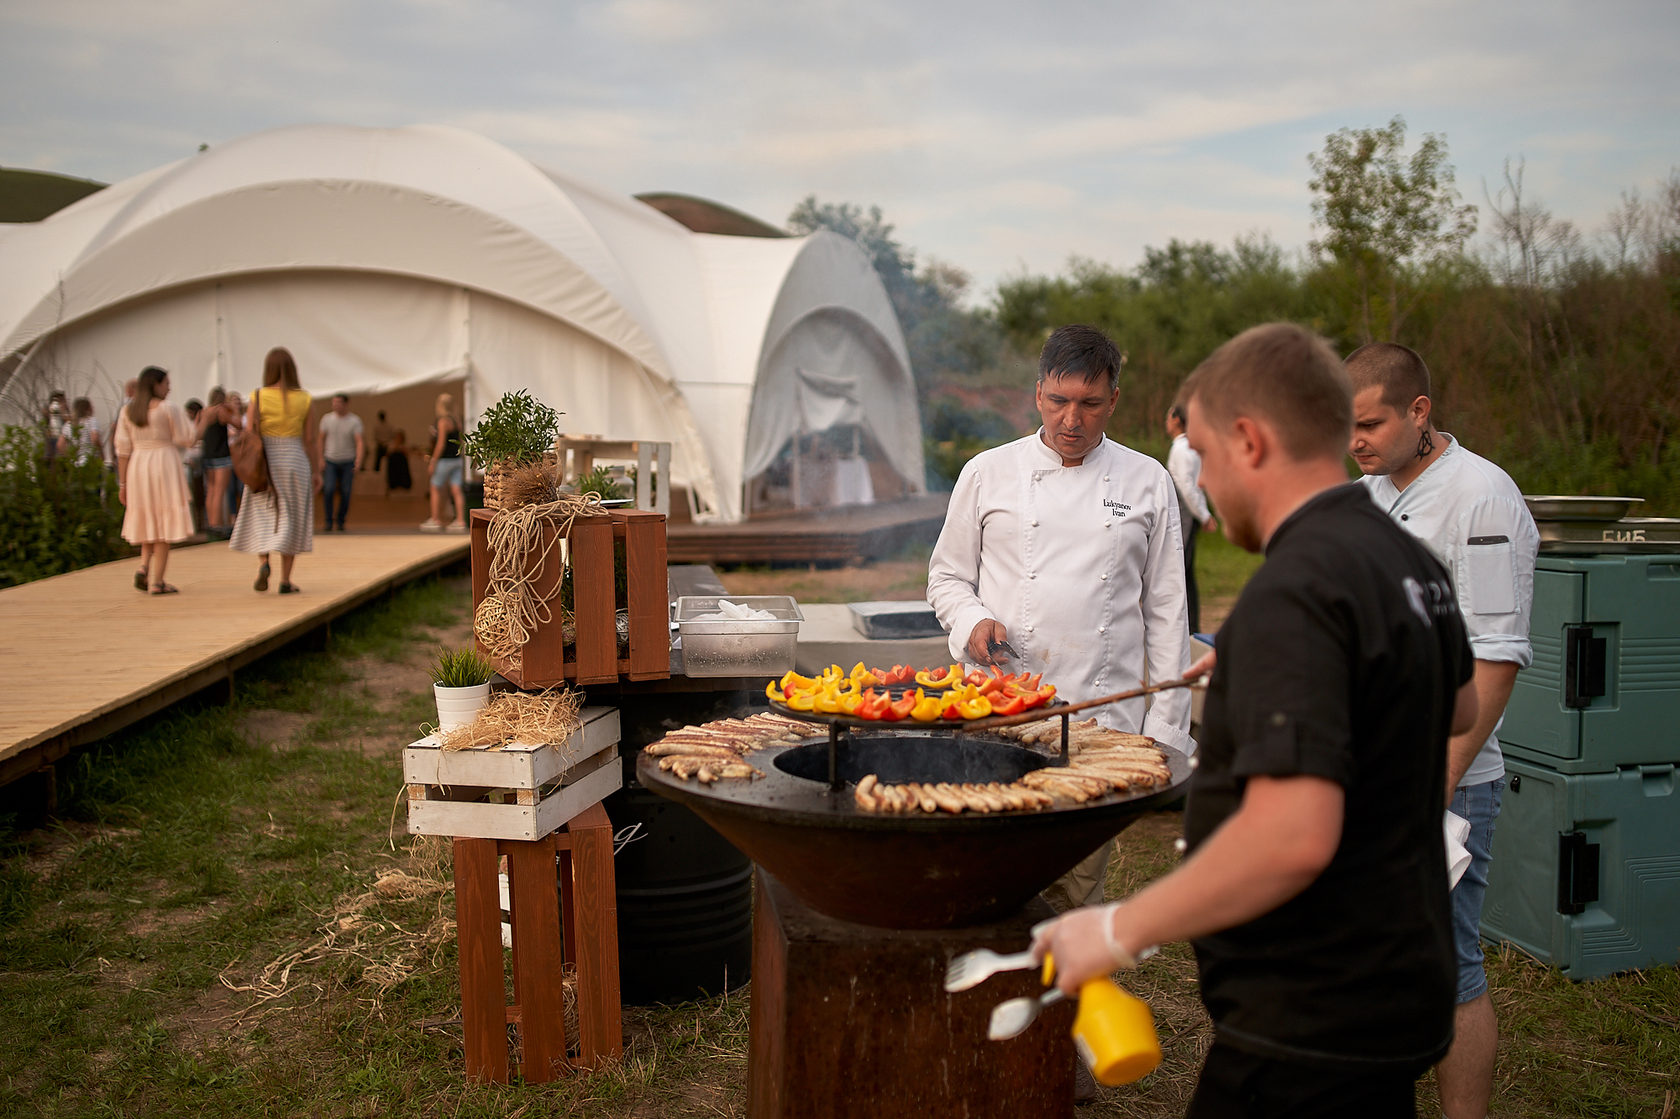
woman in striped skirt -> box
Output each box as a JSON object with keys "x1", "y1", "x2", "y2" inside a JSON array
[{"x1": 230, "y1": 347, "x2": 320, "y2": 593}]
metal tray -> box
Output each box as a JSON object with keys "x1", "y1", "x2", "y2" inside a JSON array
[{"x1": 1524, "y1": 495, "x2": 1645, "y2": 522}]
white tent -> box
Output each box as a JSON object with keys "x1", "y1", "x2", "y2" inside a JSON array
[{"x1": 0, "y1": 123, "x2": 924, "y2": 522}]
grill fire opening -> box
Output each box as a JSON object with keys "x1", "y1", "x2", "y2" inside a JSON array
[{"x1": 773, "y1": 733, "x2": 1050, "y2": 787}]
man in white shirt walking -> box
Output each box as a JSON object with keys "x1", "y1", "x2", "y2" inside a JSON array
[
  {"x1": 318, "y1": 393, "x2": 366, "y2": 532},
  {"x1": 1347, "y1": 342, "x2": 1538, "y2": 1119},
  {"x1": 1166, "y1": 404, "x2": 1218, "y2": 634},
  {"x1": 928, "y1": 324, "x2": 1194, "y2": 912}
]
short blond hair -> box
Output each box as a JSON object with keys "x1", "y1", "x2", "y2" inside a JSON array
[{"x1": 1180, "y1": 323, "x2": 1352, "y2": 461}]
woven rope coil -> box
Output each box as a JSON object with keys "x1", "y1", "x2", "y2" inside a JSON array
[{"x1": 473, "y1": 491, "x2": 606, "y2": 664}]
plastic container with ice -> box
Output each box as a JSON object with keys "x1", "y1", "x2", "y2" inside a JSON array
[{"x1": 674, "y1": 595, "x2": 803, "y2": 677}]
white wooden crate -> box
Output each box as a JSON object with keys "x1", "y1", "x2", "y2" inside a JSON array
[{"x1": 404, "y1": 706, "x2": 622, "y2": 841}]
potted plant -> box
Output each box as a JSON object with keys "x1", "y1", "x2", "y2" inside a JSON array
[
  {"x1": 458, "y1": 390, "x2": 562, "y2": 510},
  {"x1": 430, "y1": 646, "x2": 495, "y2": 731}
]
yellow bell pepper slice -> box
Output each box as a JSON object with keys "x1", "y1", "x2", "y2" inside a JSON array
[
  {"x1": 785, "y1": 691, "x2": 816, "y2": 711},
  {"x1": 956, "y1": 694, "x2": 992, "y2": 720},
  {"x1": 910, "y1": 692, "x2": 943, "y2": 721},
  {"x1": 838, "y1": 692, "x2": 864, "y2": 715},
  {"x1": 766, "y1": 682, "x2": 786, "y2": 703},
  {"x1": 813, "y1": 690, "x2": 844, "y2": 714},
  {"x1": 781, "y1": 670, "x2": 816, "y2": 693}
]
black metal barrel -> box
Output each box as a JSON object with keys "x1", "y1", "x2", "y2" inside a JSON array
[{"x1": 603, "y1": 784, "x2": 753, "y2": 1004}]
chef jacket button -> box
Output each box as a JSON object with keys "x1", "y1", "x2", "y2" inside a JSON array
[
  {"x1": 1028, "y1": 572, "x2": 1036, "y2": 579},
  {"x1": 1100, "y1": 573, "x2": 1107, "y2": 580},
  {"x1": 1189, "y1": 755, "x2": 1201, "y2": 770},
  {"x1": 1098, "y1": 626, "x2": 1106, "y2": 634},
  {"x1": 1103, "y1": 475, "x2": 1109, "y2": 481},
  {"x1": 1102, "y1": 520, "x2": 1110, "y2": 528},
  {"x1": 1026, "y1": 625, "x2": 1034, "y2": 632},
  {"x1": 1174, "y1": 837, "x2": 1188, "y2": 854},
  {"x1": 1030, "y1": 519, "x2": 1039, "y2": 527}
]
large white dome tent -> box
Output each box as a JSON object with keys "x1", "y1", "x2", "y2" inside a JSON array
[{"x1": 0, "y1": 123, "x2": 925, "y2": 522}]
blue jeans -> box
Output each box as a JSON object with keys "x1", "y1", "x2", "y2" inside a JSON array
[
  {"x1": 1449, "y1": 778, "x2": 1504, "y2": 1003},
  {"x1": 322, "y1": 458, "x2": 355, "y2": 528}
]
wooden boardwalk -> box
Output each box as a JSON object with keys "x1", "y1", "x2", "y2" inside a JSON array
[{"x1": 0, "y1": 533, "x2": 469, "y2": 790}]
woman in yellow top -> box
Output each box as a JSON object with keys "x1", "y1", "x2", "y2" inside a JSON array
[{"x1": 229, "y1": 347, "x2": 321, "y2": 593}]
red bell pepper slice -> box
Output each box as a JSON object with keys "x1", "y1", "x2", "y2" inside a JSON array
[{"x1": 990, "y1": 693, "x2": 1026, "y2": 716}]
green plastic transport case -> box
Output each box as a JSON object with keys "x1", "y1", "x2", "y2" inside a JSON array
[
  {"x1": 1481, "y1": 757, "x2": 1679, "y2": 979},
  {"x1": 1502, "y1": 554, "x2": 1680, "y2": 774}
]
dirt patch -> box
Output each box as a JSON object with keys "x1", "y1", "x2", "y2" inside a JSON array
[{"x1": 238, "y1": 709, "x2": 312, "y2": 750}]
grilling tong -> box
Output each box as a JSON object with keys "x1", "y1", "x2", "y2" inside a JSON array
[{"x1": 946, "y1": 947, "x2": 1163, "y2": 1085}]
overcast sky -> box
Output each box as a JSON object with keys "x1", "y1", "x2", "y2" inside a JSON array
[{"x1": 3, "y1": 0, "x2": 1677, "y2": 301}]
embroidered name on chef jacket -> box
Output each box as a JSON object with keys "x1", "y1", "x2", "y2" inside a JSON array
[{"x1": 1103, "y1": 498, "x2": 1132, "y2": 518}]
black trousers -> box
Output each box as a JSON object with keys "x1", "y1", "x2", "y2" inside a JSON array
[{"x1": 1187, "y1": 1041, "x2": 1426, "y2": 1119}]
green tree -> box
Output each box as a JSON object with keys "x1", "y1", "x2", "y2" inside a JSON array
[{"x1": 1308, "y1": 115, "x2": 1478, "y2": 341}]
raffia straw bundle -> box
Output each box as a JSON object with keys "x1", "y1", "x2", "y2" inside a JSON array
[
  {"x1": 472, "y1": 491, "x2": 606, "y2": 663},
  {"x1": 438, "y1": 685, "x2": 585, "y2": 754}
]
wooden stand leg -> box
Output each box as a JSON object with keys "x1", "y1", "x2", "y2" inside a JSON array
[
  {"x1": 453, "y1": 837, "x2": 509, "y2": 1084},
  {"x1": 507, "y1": 833, "x2": 569, "y2": 1083},
  {"x1": 567, "y1": 802, "x2": 623, "y2": 1064}
]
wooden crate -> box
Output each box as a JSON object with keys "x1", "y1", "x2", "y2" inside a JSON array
[
  {"x1": 470, "y1": 507, "x2": 670, "y2": 687},
  {"x1": 405, "y1": 706, "x2": 622, "y2": 841},
  {"x1": 556, "y1": 435, "x2": 672, "y2": 515}
]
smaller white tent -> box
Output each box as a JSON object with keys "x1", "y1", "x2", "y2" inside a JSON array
[{"x1": 0, "y1": 124, "x2": 924, "y2": 522}]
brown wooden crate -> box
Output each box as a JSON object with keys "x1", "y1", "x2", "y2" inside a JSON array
[{"x1": 471, "y1": 508, "x2": 670, "y2": 687}]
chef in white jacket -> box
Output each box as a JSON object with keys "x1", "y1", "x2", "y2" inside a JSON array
[{"x1": 928, "y1": 325, "x2": 1194, "y2": 907}]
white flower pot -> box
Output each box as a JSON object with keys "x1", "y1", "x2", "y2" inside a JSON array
[{"x1": 434, "y1": 681, "x2": 491, "y2": 732}]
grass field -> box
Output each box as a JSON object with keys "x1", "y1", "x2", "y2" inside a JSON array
[{"x1": 0, "y1": 569, "x2": 1672, "y2": 1118}]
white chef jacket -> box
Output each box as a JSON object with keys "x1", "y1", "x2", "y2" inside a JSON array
[
  {"x1": 1361, "y1": 434, "x2": 1538, "y2": 787},
  {"x1": 927, "y1": 431, "x2": 1194, "y2": 753},
  {"x1": 1167, "y1": 433, "x2": 1211, "y2": 525}
]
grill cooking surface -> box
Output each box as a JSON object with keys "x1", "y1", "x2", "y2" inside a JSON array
[{"x1": 637, "y1": 731, "x2": 1191, "y2": 928}]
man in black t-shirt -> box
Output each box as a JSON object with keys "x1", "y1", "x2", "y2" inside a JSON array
[{"x1": 1034, "y1": 323, "x2": 1477, "y2": 1117}]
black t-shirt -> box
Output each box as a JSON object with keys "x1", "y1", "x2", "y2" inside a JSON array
[{"x1": 1187, "y1": 483, "x2": 1473, "y2": 1068}]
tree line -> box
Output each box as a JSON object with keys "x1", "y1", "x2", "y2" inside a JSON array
[{"x1": 795, "y1": 118, "x2": 1679, "y2": 514}]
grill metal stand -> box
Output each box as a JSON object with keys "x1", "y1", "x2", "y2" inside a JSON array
[{"x1": 747, "y1": 871, "x2": 1075, "y2": 1119}]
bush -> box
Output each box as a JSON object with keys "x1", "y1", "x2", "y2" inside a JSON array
[{"x1": 0, "y1": 424, "x2": 129, "y2": 587}]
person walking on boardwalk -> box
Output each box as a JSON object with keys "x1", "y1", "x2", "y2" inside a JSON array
[
  {"x1": 420, "y1": 392, "x2": 466, "y2": 533},
  {"x1": 230, "y1": 347, "x2": 320, "y2": 594},
  {"x1": 114, "y1": 366, "x2": 215, "y2": 594},
  {"x1": 317, "y1": 393, "x2": 365, "y2": 532}
]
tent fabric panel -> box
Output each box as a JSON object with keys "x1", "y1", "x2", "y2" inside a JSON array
[
  {"x1": 3, "y1": 182, "x2": 669, "y2": 379},
  {"x1": 216, "y1": 272, "x2": 467, "y2": 399},
  {"x1": 742, "y1": 307, "x2": 924, "y2": 493},
  {"x1": 463, "y1": 293, "x2": 724, "y2": 519}
]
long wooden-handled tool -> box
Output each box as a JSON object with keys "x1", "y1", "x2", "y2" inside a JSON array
[{"x1": 964, "y1": 674, "x2": 1204, "y2": 734}]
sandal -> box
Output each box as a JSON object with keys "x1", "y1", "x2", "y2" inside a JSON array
[
  {"x1": 149, "y1": 583, "x2": 179, "y2": 595},
  {"x1": 134, "y1": 569, "x2": 148, "y2": 592},
  {"x1": 254, "y1": 562, "x2": 271, "y2": 592},
  {"x1": 278, "y1": 582, "x2": 300, "y2": 595}
]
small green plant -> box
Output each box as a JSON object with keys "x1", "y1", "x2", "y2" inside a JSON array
[
  {"x1": 576, "y1": 464, "x2": 627, "y2": 501},
  {"x1": 457, "y1": 389, "x2": 561, "y2": 468},
  {"x1": 428, "y1": 645, "x2": 493, "y2": 688}
]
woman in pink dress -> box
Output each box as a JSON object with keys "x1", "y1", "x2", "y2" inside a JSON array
[{"x1": 114, "y1": 366, "x2": 209, "y2": 594}]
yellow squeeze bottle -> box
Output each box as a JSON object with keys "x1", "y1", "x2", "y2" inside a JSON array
[{"x1": 1044, "y1": 956, "x2": 1163, "y2": 1086}]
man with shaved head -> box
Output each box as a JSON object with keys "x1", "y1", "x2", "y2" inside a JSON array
[
  {"x1": 1347, "y1": 342, "x2": 1538, "y2": 1119},
  {"x1": 1035, "y1": 324, "x2": 1477, "y2": 1116}
]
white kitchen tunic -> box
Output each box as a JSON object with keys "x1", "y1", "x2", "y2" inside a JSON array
[
  {"x1": 1361, "y1": 434, "x2": 1538, "y2": 787},
  {"x1": 927, "y1": 431, "x2": 1194, "y2": 752}
]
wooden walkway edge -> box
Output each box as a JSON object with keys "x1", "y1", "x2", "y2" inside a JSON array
[{"x1": 0, "y1": 534, "x2": 469, "y2": 790}]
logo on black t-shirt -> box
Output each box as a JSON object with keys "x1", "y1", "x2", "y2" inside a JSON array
[{"x1": 1403, "y1": 576, "x2": 1457, "y2": 627}]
